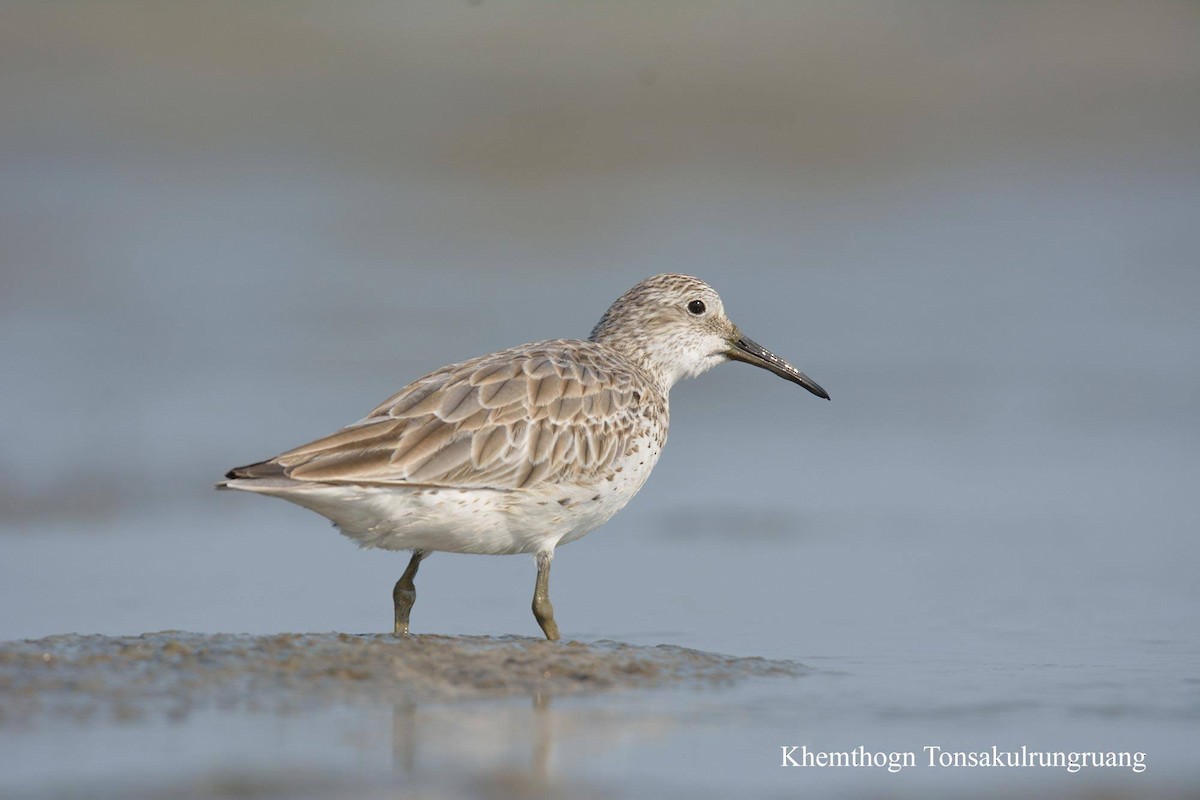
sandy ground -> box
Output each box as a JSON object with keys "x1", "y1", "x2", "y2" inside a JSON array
[{"x1": 0, "y1": 631, "x2": 801, "y2": 725}]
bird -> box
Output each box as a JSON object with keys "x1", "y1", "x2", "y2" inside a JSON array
[{"x1": 218, "y1": 273, "x2": 828, "y2": 640}]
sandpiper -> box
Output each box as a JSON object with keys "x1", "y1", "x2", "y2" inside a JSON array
[{"x1": 218, "y1": 274, "x2": 828, "y2": 639}]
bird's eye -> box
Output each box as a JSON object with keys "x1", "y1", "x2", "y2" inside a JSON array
[{"x1": 687, "y1": 299, "x2": 706, "y2": 315}]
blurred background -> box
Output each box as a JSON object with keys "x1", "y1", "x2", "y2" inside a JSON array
[{"x1": 2, "y1": 2, "x2": 1198, "y2": 798}]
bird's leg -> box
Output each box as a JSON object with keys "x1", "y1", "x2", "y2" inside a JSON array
[
  {"x1": 532, "y1": 549, "x2": 560, "y2": 641},
  {"x1": 393, "y1": 550, "x2": 426, "y2": 636}
]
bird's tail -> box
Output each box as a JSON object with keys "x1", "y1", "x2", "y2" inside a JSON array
[{"x1": 215, "y1": 459, "x2": 286, "y2": 490}]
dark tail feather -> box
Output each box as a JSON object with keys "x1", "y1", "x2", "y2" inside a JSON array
[{"x1": 224, "y1": 460, "x2": 287, "y2": 480}]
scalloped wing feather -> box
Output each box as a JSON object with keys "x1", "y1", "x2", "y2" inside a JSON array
[{"x1": 272, "y1": 341, "x2": 650, "y2": 491}]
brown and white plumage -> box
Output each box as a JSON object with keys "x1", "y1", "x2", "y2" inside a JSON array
[
  {"x1": 228, "y1": 340, "x2": 661, "y2": 492},
  {"x1": 218, "y1": 273, "x2": 828, "y2": 638}
]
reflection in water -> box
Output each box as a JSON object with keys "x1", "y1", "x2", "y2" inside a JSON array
[
  {"x1": 392, "y1": 699, "x2": 418, "y2": 777},
  {"x1": 390, "y1": 691, "x2": 678, "y2": 792},
  {"x1": 389, "y1": 694, "x2": 563, "y2": 788},
  {"x1": 532, "y1": 692, "x2": 553, "y2": 783}
]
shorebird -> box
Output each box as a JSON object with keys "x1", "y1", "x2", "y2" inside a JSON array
[{"x1": 218, "y1": 274, "x2": 828, "y2": 640}]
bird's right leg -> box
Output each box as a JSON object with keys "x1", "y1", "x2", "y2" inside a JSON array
[{"x1": 393, "y1": 550, "x2": 426, "y2": 636}]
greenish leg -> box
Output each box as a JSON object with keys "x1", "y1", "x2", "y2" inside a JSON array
[
  {"x1": 393, "y1": 550, "x2": 426, "y2": 636},
  {"x1": 532, "y1": 550, "x2": 560, "y2": 641}
]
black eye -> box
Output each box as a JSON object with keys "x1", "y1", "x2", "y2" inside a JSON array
[{"x1": 687, "y1": 299, "x2": 706, "y2": 315}]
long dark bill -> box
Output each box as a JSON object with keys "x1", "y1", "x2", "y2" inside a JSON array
[{"x1": 727, "y1": 335, "x2": 830, "y2": 400}]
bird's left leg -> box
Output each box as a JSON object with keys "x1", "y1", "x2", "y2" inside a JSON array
[{"x1": 531, "y1": 549, "x2": 560, "y2": 641}]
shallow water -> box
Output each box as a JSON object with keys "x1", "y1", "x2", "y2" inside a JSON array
[{"x1": 2, "y1": 1, "x2": 1199, "y2": 797}]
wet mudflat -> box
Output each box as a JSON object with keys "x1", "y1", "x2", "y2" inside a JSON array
[{"x1": 0, "y1": 631, "x2": 800, "y2": 724}]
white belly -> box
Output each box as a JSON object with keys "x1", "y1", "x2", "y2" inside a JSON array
[
  {"x1": 229, "y1": 448, "x2": 659, "y2": 555},
  {"x1": 226, "y1": 428, "x2": 665, "y2": 555}
]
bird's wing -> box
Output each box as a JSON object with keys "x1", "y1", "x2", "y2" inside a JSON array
[{"x1": 255, "y1": 341, "x2": 653, "y2": 491}]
